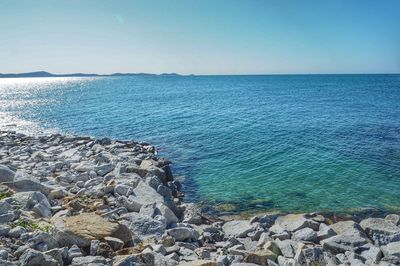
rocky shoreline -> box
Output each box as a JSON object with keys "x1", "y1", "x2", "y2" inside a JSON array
[{"x1": 0, "y1": 130, "x2": 399, "y2": 266}]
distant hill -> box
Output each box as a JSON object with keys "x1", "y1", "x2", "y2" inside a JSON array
[{"x1": 0, "y1": 71, "x2": 184, "y2": 78}]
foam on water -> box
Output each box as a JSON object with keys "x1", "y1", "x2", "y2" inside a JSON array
[{"x1": 1, "y1": 74, "x2": 399, "y2": 214}]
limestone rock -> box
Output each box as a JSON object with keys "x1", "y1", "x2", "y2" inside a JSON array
[
  {"x1": 222, "y1": 220, "x2": 254, "y2": 238},
  {"x1": 274, "y1": 214, "x2": 317, "y2": 232},
  {"x1": 179, "y1": 260, "x2": 217, "y2": 266},
  {"x1": 321, "y1": 235, "x2": 368, "y2": 254},
  {"x1": 292, "y1": 227, "x2": 317, "y2": 242},
  {"x1": 52, "y1": 213, "x2": 131, "y2": 247},
  {"x1": 167, "y1": 227, "x2": 200, "y2": 242}
]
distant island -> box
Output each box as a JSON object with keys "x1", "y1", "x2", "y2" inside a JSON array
[{"x1": 0, "y1": 71, "x2": 187, "y2": 78}]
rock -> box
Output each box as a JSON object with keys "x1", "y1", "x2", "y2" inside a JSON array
[
  {"x1": 381, "y1": 242, "x2": 400, "y2": 258},
  {"x1": 275, "y1": 240, "x2": 295, "y2": 258},
  {"x1": 74, "y1": 161, "x2": 95, "y2": 172},
  {"x1": 19, "y1": 248, "x2": 58, "y2": 266},
  {"x1": 140, "y1": 202, "x2": 178, "y2": 228},
  {"x1": 10, "y1": 171, "x2": 54, "y2": 196},
  {"x1": 113, "y1": 254, "x2": 146, "y2": 266},
  {"x1": 182, "y1": 203, "x2": 203, "y2": 225},
  {"x1": 0, "y1": 165, "x2": 15, "y2": 183},
  {"x1": 8, "y1": 226, "x2": 25, "y2": 238},
  {"x1": 67, "y1": 244, "x2": 83, "y2": 260},
  {"x1": 49, "y1": 188, "x2": 68, "y2": 200},
  {"x1": 96, "y1": 242, "x2": 115, "y2": 258},
  {"x1": 27, "y1": 231, "x2": 59, "y2": 251},
  {"x1": 52, "y1": 213, "x2": 132, "y2": 247},
  {"x1": 222, "y1": 220, "x2": 254, "y2": 238},
  {"x1": 329, "y1": 220, "x2": 366, "y2": 238},
  {"x1": 0, "y1": 250, "x2": 9, "y2": 260},
  {"x1": 114, "y1": 184, "x2": 133, "y2": 197},
  {"x1": 121, "y1": 213, "x2": 165, "y2": 239},
  {"x1": 10, "y1": 191, "x2": 52, "y2": 218},
  {"x1": 274, "y1": 214, "x2": 318, "y2": 232},
  {"x1": 104, "y1": 236, "x2": 124, "y2": 251},
  {"x1": 360, "y1": 217, "x2": 400, "y2": 240},
  {"x1": 153, "y1": 244, "x2": 167, "y2": 255},
  {"x1": 0, "y1": 201, "x2": 15, "y2": 223},
  {"x1": 167, "y1": 227, "x2": 200, "y2": 242},
  {"x1": 133, "y1": 181, "x2": 164, "y2": 205},
  {"x1": 71, "y1": 256, "x2": 110, "y2": 266},
  {"x1": 317, "y1": 223, "x2": 336, "y2": 242},
  {"x1": 0, "y1": 224, "x2": 11, "y2": 236},
  {"x1": 301, "y1": 247, "x2": 325, "y2": 266},
  {"x1": 44, "y1": 248, "x2": 65, "y2": 266},
  {"x1": 385, "y1": 214, "x2": 400, "y2": 226},
  {"x1": 243, "y1": 249, "x2": 278, "y2": 265},
  {"x1": 321, "y1": 235, "x2": 368, "y2": 254},
  {"x1": 179, "y1": 260, "x2": 217, "y2": 266},
  {"x1": 356, "y1": 244, "x2": 382, "y2": 264},
  {"x1": 90, "y1": 240, "x2": 100, "y2": 255},
  {"x1": 292, "y1": 227, "x2": 317, "y2": 242}
]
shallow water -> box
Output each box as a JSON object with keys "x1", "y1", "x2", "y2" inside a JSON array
[{"x1": 1, "y1": 74, "x2": 399, "y2": 214}]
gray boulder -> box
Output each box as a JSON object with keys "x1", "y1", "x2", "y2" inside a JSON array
[
  {"x1": 19, "y1": 249, "x2": 58, "y2": 266},
  {"x1": 329, "y1": 220, "x2": 366, "y2": 238},
  {"x1": 360, "y1": 218, "x2": 400, "y2": 245},
  {"x1": 321, "y1": 235, "x2": 368, "y2": 254},
  {"x1": 167, "y1": 227, "x2": 200, "y2": 242},
  {"x1": 71, "y1": 256, "x2": 111, "y2": 266},
  {"x1": 133, "y1": 181, "x2": 164, "y2": 206},
  {"x1": 222, "y1": 220, "x2": 255, "y2": 238},
  {"x1": 274, "y1": 214, "x2": 318, "y2": 232},
  {"x1": 10, "y1": 191, "x2": 52, "y2": 218},
  {"x1": 292, "y1": 227, "x2": 317, "y2": 242},
  {"x1": 0, "y1": 165, "x2": 15, "y2": 183},
  {"x1": 385, "y1": 214, "x2": 400, "y2": 226},
  {"x1": 381, "y1": 242, "x2": 400, "y2": 259},
  {"x1": 120, "y1": 213, "x2": 165, "y2": 240}
]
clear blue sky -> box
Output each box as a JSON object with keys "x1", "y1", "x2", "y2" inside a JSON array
[{"x1": 1, "y1": 0, "x2": 399, "y2": 74}]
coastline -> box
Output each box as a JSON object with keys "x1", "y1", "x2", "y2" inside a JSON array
[{"x1": 0, "y1": 131, "x2": 399, "y2": 265}]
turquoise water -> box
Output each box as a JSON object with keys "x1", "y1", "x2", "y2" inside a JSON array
[{"x1": 1, "y1": 74, "x2": 400, "y2": 214}]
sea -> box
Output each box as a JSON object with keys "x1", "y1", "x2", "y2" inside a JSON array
[{"x1": 1, "y1": 74, "x2": 399, "y2": 215}]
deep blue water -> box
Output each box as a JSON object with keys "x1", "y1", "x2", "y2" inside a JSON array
[{"x1": 1, "y1": 74, "x2": 400, "y2": 214}]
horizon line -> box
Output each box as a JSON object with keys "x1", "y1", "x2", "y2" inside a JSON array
[{"x1": 0, "y1": 70, "x2": 399, "y2": 78}]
